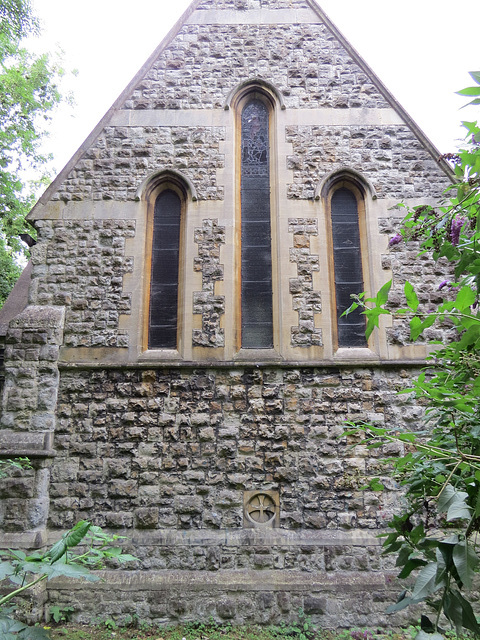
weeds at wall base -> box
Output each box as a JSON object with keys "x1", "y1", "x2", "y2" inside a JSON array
[{"x1": 45, "y1": 621, "x2": 429, "y2": 640}]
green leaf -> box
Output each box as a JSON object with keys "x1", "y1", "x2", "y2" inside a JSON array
[
  {"x1": 63, "y1": 520, "x2": 92, "y2": 549},
  {"x1": 41, "y1": 560, "x2": 99, "y2": 582},
  {"x1": 437, "y1": 484, "x2": 472, "y2": 521},
  {"x1": 47, "y1": 520, "x2": 91, "y2": 563},
  {"x1": 474, "y1": 487, "x2": 480, "y2": 517},
  {"x1": 410, "y1": 316, "x2": 422, "y2": 341},
  {"x1": 397, "y1": 433, "x2": 416, "y2": 443},
  {"x1": 0, "y1": 614, "x2": 51, "y2": 639},
  {"x1": 405, "y1": 281, "x2": 419, "y2": 312},
  {"x1": 457, "y1": 86, "x2": 480, "y2": 96},
  {"x1": 385, "y1": 590, "x2": 415, "y2": 613},
  {"x1": 376, "y1": 279, "x2": 392, "y2": 306},
  {"x1": 468, "y1": 71, "x2": 480, "y2": 85},
  {"x1": 397, "y1": 558, "x2": 427, "y2": 579},
  {"x1": 448, "y1": 589, "x2": 480, "y2": 636},
  {"x1": 341, "y1": 301, "x2": 359, "y2": 317},
  {"x1": 411, "y1": 562, "x2": 443, "y2": 600},
  {"x1": 419, "y1": 314, "x2": 436, "y2": 332},
  {"x1": 369, "y1": 478, "x2": 384, "y2": 491},
  {"x1": 452, "y1": 540, "x2": 479, "y2": 589},
  {"x1": 454, "y1": 286, "x2": 476, "y2": 311},
  {"x1": 365, "y1": 313, "x2": 379, "y2": 340},
  {"x1": 0, "y1": 561, "x2": 15, "y2": 580}
]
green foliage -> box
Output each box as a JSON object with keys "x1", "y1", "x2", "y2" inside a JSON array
[
  {"x1": 48, "y1": 606, "x2": 74, "y2": 625},
  {"x1": 0, "y1": 520, "x2": 136, "y2": 638},
  {"x1": 0, "y1": 612, "x2": 50, "y2": 639},
  {"x1": 457, "y1": 72, "x2": 480, "y2": 109},
  {"x1": 0, "y1": 236, "x2": 21, "y2": 305},
  {"x1": 0, "y1": 457, "x2": 31, "y2": 479},
  {"x1": 0, "y1": 0, "x2": 67, "y2": 303},
  {"x1": 343, "y1": 75, "x2": 480, "y2": 636},
  {"x1": 275, "y1": 609, "x2": 316, "y2": 640}
]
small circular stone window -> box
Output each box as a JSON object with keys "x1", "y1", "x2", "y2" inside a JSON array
[{"x1": 243, "y1": 490, "x2": 279, "y2": 528}]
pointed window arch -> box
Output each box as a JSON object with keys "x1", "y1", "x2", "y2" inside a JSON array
[
  {"x1": 328, "y1": 182, "x2": 367, "y2": 348},
  {"x1": 149, "y1": 189, "x2": 182, "y2": 349},
  {"x1": 239, "y1": 93, "x2": 274, "y2": 349},
  {"x1": 143, "y1": 172, "x2": 189, "y2": 351}
]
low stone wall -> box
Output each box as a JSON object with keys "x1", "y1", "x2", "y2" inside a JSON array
[{"x1": 47, "y1": 565, "x2": 411, "y2": 628}]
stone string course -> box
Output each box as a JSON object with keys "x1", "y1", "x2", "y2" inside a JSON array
[
  {"x1": 193, "y1": 218, "x2": 226, "y2": 347},
  {"x1": 30, "y1": 219, "x2": 134, "y2": 349},
  {"x1": 286, "y1": 125, "x2": 447, "y2": 200},
  {"x1": 288, "y1": 218, "x2": 322, "y2": 347},
  {"x1": 196, "y1": 0, "x2": 312, "y2": 9},
  {"x1": 49, "y1": 365, "x2": 421, "y2": 534}
]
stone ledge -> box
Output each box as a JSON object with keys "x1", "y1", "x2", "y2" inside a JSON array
[
  {"x1": 46, "y1": 528, "x2": 382, "y2": 548},
  {"x1": 186, "y1": 9, "x2": 319, "y2": 25},
  {"x1": 0, "y1": 529, "x2": 48, "y2": 550},
  {"x1": 57, "y1": 358, "x2": 427, "y2": 370},
  {"x1": 0, "y1": 430, "x2": 56, "y2": 458},
  {"x1": 49, "y1": 568, "x2": 391, "y2": 592}
]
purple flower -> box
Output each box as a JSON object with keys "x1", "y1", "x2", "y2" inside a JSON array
[
  {"x1": 388, "y1": 233, "x2": 402, "y2": 247},
  {"x1": 449, "y1": 216, "x2": 466, "y2": 246},
  {"x1": 438, "y1": 280, "x2": 450, "y2": 290}
]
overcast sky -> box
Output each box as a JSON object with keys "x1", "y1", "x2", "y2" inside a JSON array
[{"x1": 28, "y1": 0, "x2": 479, "y2": 176}]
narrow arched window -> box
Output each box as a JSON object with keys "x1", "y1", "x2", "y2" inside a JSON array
[
  {"x1": 240, "y1": 98, "x2": 273, "y2": 348},
  {"x1": 331, "y1": 186, "x2": 366, "y2": 347},
  {"x1": 148, "y1": 189, "x2": 181, "y2": 349}
]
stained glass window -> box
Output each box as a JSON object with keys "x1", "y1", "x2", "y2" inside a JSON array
[
  {"x1": 149, "y1": 189, "x2": 181, "y2": 349},
  {"x1": 241, "y1": 99, "x2": 273, "y2": 349},
  {"x1": 331, "y1": 187, "x2": 366, "y2": 347}
]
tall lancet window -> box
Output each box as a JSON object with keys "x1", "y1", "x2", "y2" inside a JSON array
[
  {"x1": 240, "y1": 98, "x2": 273, "y2": 348},
  {"x1": 148, "y1": 189, "x2": 181, "y2": 349},
  {"x1": 331, "y1": 186, "x2": 367, "y2": 348}
]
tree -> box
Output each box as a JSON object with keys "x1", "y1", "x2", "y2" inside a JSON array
[
  {"x1": 345, "y1": 72, "x2": 480, "y2": 637},
  {"x1": 0, "y1": 238, "x2": 21, "y2": 307},
  {"x1": 0, "y1": 0, "x2": 64, "y2": 304}
]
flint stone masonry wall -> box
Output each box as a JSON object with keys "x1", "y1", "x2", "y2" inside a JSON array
[
  {"x1": 0, "y1": 306, "x2": 64, "y2": 533},
  {"x1": 53, "y1": 127, "x2": 226, "y2": 203},
  {"x1": 378, "y1": 217, "x2": 454, "y2": 346},
  {"x1": 124, "y1": 24, "x2": 390, "y2": 112},
  {"x1": 29, "y1": 219, "x2": 134, "y2": 349},
  {"x1": 48, "y1": 365, "x2": 420, "y2": 532},
  {"x1": 286, "y1": 125, "x2": 447, "y2": 200},
  {"x1": 48, "y1": 567, "x2": 406, "y2": 628},
  {"x1": 193, "y1": 219, "x2": 226, "y2": 348},
  {"x1": 289, "y1": 218, "x2": 322, "y2": 347}
]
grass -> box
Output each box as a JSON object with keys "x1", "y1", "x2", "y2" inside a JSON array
[{"x1": 45, "y1": 617, "x2": 418, "y2": 640}]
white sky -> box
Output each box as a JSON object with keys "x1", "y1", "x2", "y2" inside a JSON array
[{"x1": 28, "y1": 0, "x2": 479, "y2": 177}]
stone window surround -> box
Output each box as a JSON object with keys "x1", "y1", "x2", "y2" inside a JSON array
[
  {"x1": 232, "y1": 82, "x2": 281, "y2": 357},
  {"x1": 328, "y1": 181, "x2": 367, "y2": 349},
  {"x1": 142, "y1": 170, "x2": 190, "y2": 356},
  {"x1": 321, "y1": 170, "x2": 375, "y2": 355}
]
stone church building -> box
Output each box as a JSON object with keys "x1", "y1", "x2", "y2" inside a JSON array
[{"x1": 0, "y1": 0, "x2": 453, "y2": 627}]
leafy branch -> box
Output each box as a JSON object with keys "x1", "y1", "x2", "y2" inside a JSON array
[
  {"x1": 0, "y1": 520, "x2": 136, "y2": 638},
  {"x1": 342, "y1": 74, "x2": 480, "y2": 636}
]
